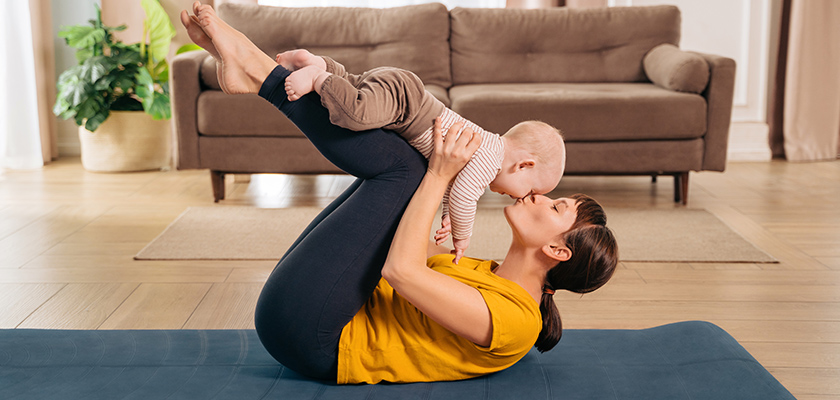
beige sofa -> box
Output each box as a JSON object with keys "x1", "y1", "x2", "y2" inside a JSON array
[{"x1": 172, "y1": 3, "x2": 735, "y2": 204}]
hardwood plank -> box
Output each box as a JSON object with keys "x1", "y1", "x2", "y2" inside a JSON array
[
  {"x1": 558, "y1": 300, "x2": 840, "y2": 321},
  {"x1": 768, "y1": 368, "x2": 840, "y2": 397},
  {"x1": 43, "y1": 242, "x2": 148, "y2": 256},
  {"x1": 0, "y1": 283, "x2": 65, "y2": 328},
  {"x1": 557, "y1": 282, "x2": 840, "y2": 302},
  {"x1": 688, "y1": 262, "x2": 762, "y2": 270},
  {"x1": 704, "y1": 204, "x2": 828, "y2": 270},
  {"x1": 635, "y1": 269, "x2": 840, "y2": 285},
  {"x1": 0, "y1": 205, "x2": 110, "y2": 268},
  {"x1": 743, "y1": 342, "x2": 840, "y2": 368},
  {"x1": 183, "y1": 283, "x2": 262, "y2": 329},
  {"x1": 621, "y1": 262, "x2": 694, "y2": 270},
  {"x1": 99, "y1": 283, "x2": 212, "y2": 329},
  {"x1": 0, "y1": 267, "x2": 231, "y2": 283},
  {"x1": 817, "y1": 257, "x2": 840, "y2": 270},
  {"x1": 0, "y1": 204, "x2": 58, "y2": 240},
  {"x1": 225, "y1": 266, "x2": 273, "y2": 283},
  {"x1": 18, "y1": 283, "x2": 138, "y2": 329},
  {"x1": 22, "y1": 255, "x2": 270, "y2": 270}
]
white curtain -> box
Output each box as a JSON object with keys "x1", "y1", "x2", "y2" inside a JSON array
[
  {"x1": 0, "y1": 0, "x2": 44, "y2": 170},
  {"x1": 257, "y1": 0, "x2": 506, "y2": 8}
]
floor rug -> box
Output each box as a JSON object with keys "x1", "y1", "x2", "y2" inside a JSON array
[
  {"x1": 0, "y1": 321, "x2": 794, "y2": 399},
  {"x1": 135, "y1": 206, "x2": 776, "y2": 263}
]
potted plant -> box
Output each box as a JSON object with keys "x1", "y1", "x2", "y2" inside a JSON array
[{"x1": 54, "y1": 0, "x2": 176, "y2": 172}]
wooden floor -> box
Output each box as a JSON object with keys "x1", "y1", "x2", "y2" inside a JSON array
[{"x1": 1, "y1": 157, "x2": 839, "y2": 398}]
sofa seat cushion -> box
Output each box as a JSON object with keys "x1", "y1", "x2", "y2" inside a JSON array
[
  {"x1": 198, "y1": 91, "x2": 304, "y2": 138},
  {"x1": 197, "y1": 87, "x2": 452, "y2": 138},
  {"x1": 449, "y1": 83, "x2": 706, "y2": 141}
]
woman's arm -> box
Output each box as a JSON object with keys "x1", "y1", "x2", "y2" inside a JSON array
[{"x1": 381, "y1": 120, "x2": 493, "y2": 347}]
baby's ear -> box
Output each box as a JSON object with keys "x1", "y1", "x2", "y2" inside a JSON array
[{"x1": 517, "y1": 159, "x2": 536, "y2": 170}]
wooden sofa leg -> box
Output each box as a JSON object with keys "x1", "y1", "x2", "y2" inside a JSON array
[
  {"x1": 210, "y1": 171, "x2": 225, "y2": 203},
  {"x1": 673, "y1": 172, "x2": 689, "y2": 205}
]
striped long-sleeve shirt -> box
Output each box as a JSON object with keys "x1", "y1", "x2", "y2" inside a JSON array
[{"x1": 408, "y1": 108, "x2": 504, "y2": 240}]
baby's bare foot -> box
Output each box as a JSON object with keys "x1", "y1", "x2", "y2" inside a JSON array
[
  {"x1": 192, "y1": 2, "x2": 276, "y2": 94},
  {"x1": 275, "y1": 50, "x2": 327, "y2": 72},
  {"x1": 180, "y1": 10, "x2": 220, "y2": 60},
  {"x1": 285, "y1": 65, "x2": 328, "y2": 101}
]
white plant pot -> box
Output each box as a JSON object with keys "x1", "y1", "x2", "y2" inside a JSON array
[{"x1": 78, "y1": 111, "x2": 171, "y2": 172}]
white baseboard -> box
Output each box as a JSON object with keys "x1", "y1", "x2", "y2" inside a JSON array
[{"x1": 727, "y1": 122, "x2": 772, "y2": 162}]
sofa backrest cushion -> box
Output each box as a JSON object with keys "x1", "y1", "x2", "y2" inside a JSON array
[
  {"x1": 218, "y1": 3, "x2": 452, "y2": 88},
  {"x1": 450, "y1": 5, "x2": 680, "y2": 85}
]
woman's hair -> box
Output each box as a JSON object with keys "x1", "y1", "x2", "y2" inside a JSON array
[{"x1": 535, "y1": 193, "x2": 618, "y2": 353}]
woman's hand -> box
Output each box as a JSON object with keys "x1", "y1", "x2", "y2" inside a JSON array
[{"x1": 428, "y1": 118, "x2": 482, "y2": 182}]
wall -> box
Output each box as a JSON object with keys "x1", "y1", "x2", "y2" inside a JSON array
[{"x1": 52, "y1": 0, "x2": 100, "y2": 156}]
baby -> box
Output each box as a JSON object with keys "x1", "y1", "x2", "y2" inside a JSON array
[{"x1": 278, "y1": 50, "x2": 566, "y2": 263}]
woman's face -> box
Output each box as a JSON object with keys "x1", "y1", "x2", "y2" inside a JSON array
[{"x1": 504, "y1": 194, "x2": 579, "y2": 248}]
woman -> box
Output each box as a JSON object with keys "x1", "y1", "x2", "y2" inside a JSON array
[{"x1": 182, "y1": 3, "x2": 618, "y2": 384}]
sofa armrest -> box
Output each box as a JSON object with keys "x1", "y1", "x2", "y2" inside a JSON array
[
  {"x1": 692, "y1": 51, "x2": 736, "y2": 172},
  {"x1": 171, "y1": 50, "x2": 212, "y2": 169}
]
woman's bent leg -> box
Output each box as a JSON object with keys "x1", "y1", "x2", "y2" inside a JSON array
[{"x1": 254, "y1": 66, "x2": 427, "y2": 380}]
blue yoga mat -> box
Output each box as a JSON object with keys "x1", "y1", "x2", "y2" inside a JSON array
[{"x1": 1, "y1": 321, "x2": 794, "y2": 399}]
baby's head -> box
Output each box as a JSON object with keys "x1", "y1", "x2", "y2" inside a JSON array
[{"x1": 489, "y1": 121, "x2": 566, "y2": 199}]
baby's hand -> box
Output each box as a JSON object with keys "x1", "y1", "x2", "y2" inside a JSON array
[
  {"x1": 435, "y1": 214, "x2": 451, "y2": 245},
  {"x1": 452, "y1": 237, "x2": 470, "y2": 265}
]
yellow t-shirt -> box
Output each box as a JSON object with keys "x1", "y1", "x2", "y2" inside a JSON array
[{"x1": 337, "y1": 254, "x2": 541, "y2": 384}]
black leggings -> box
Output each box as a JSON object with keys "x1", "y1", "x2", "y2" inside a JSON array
[{"x1": 253, "y1": 66, "x2": 427, "y2": 380}]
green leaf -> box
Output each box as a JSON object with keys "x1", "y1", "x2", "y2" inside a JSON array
[
  {"x1": 146, "y1": 91, "x2": 171, "y2": 120},
  {"x1": 134, "y1": 67, "x2": 155, "y2": 104},
  {"x1": 55, "y1": 67, "x2": 93, "y2": 109},
  {"x1": 84, "y1": 109, "x2": 110, "y2": 132},
  {"x1": 109, "y1": 43, "x2": 143, "y2": 66},
  {"x1": 176, "y1": 43, "x2": 204, "y2": 55},
  {"x1": 58, "y1": 25, "x2": 106, "y2": 50},
  {"x1": 141, "y1": 0, "x2": 176, "y2": 65},
  {"x1": 80, "y1": 56, "x2": 111, "y2": 83},
  {"x1": 73, "y1": 95, "x2": 107, "y2": 129},
  {"x1": 151, "y1": 60, "x2": 169, "y2": 84},
  {"x1": 74, "y1": 48, "x2": 93, "y2": 64}
]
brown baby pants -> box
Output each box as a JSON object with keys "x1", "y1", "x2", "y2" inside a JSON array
[{"x1": 319, "y1": 57, "x2": 445, "y2": 141}]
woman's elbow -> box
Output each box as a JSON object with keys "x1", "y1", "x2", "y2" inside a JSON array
[
  {"x1": 381, "y1": 260, "x2": 417, "y2": 287},
  {"x1": 381, "y1": 261, "x2": 396, "y2": 282},
  {"x1": 381, "y1": 260, "x2": 403, "y2": 283}
]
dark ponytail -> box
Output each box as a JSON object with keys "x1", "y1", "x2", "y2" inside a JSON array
[
  {"x1": 534, "y1": 194, "x2": 619, "y2": 353},
  {"x1": 536, "y1": 285, "x2": 561, "y2": 353}
]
